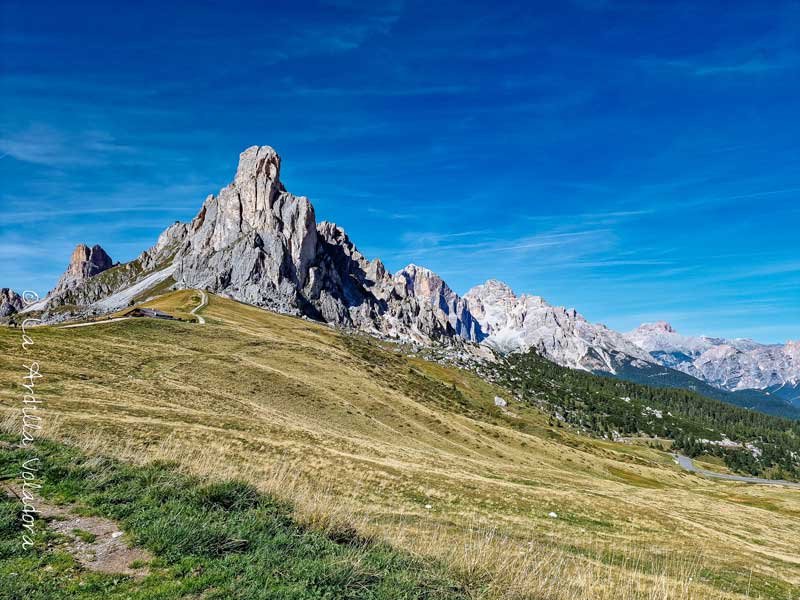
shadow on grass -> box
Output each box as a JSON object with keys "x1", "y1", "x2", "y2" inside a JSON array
[{"x1": 0, "y1": 434, "x2": 468, "y2": 600}]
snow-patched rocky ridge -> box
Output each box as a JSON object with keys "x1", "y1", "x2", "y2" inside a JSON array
[
  {"x1": 625, "y1": 322, "x2": 800, "y2": 393},
  {"x1": 463, "y1": 279, "x2": 655, "y2": 372}
]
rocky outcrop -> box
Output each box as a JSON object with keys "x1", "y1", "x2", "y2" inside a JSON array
[
  {"x1": 52, "y1": 244, "x2": 114, "y2": 296},
  {"x1": 464, "y1": 279, "x2": 654, "y2": 372},
  {"x1": 390, "y1": 265, "x2": 482, "y2": 342},
  {"x1": 27, "y1": 243, "x2": 123, "y2": 312},
  {"x1": 0, "y1": 288, "x2": 23, "y2": 317},
  {"x1": 147, "y1": 146, "x2": 319, "y2": 315},
  {"x1": 92, "y1": 145, "x2": 484, "y2": 344}
]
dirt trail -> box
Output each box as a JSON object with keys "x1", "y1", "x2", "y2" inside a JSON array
[
  {"x1": 61, "y1": 317, "x2": 133, "y2": 329},
  {"x1": 191, "y1": 289, "x2": 208, "y2": 324},
  {"x1": 3, "y1": 482, "x2": 151, "y2": 576}
]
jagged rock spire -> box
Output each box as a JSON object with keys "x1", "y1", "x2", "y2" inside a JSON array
[{"x1": 52, "y1": 243, "x2": 114, "y2": 295}]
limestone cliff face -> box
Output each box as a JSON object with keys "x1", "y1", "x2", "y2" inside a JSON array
[
  {"x1": 154, "y1": 146, "x2": 319, "y2": 316},
  {"x1": 32, "y1": 243, "x2": 119, "y2": 310},
  {"x1": 52, "y1": 244, "x2": 114, "y2": 296},
  {"x1": 464, "y1": 279, "x2": 654, "y2": 372},
  {"x1": 120, "y1": 145, "x2": 482, "y2": 344},
  {"x1": 390, "y1": 265, "x2": 482, "y2": 342},
  {"x1": 301, "y1": 225, "x2": 481, "y2": 342},
  {"x1": 0, "y1": 288, "x2": 23, "y2": 317}
]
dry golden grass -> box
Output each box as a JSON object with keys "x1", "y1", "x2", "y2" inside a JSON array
[{"x1": 2, "y1": 291, "x2": 798, "y2": 599}]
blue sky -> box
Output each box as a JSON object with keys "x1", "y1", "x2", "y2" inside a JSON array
[{"x1": 1, "y1": 0, "x2": 799, "y2": 343}]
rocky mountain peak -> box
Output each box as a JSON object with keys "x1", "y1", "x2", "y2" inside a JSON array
[
  {"x1": 52, "y1": 243, "x2": 114, "y2": 295},
  {"x1": 68, "y1": 244, "x2": 113, "y2": 277},
  {"x1": 395, "y1": 264, "x2": 461, "y2": 310},
  {"x1": 647, "y1": 321, "x2": 676, "y2": 333},
  {"x1": 484, "y1": 278, "x2": 515, "y2": 293},
  {"x1": 395, "y1": 264, "x2": 448, "y2": 298},
  {"x1": 386, "y1": 263, "x2": 481, "y2": 342},
  {"x1": 317, "y1": 220, "x2": 346, "y2": 242},
  {"x1": 233, "y1": 145, "x2": 285, "y2": 217},
  {"x1": 625, "y1": 321, "x2": 712, "y2": 356},
  {"x1": 173, "y1": 145, "x2": 317, "y2": 292},
  {"x1": 399, "y1": 263, "x2": 434, "y2": 277},
  {"x1": 0, "y1": 288, "x2": 23, "y2": 317},
  {"x1": 465, "y1": 279, "x2": 515, "y2": 299},
  {"x1": 116, "y1": 145, "x2": 479, "y2": 345},
  {"x1": 463, "y1": 279, "x2": 653, "y2": 370},
  {"x1": 624, "y1": 324, "x2": 800, "y2": 395}
]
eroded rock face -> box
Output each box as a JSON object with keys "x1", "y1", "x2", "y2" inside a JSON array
[
  {"x1": 390, "y1": 265, "x2": 482, "y2": 342},
  {"x1": 155, "y1": 146, "x2": 319, "y2": 315},
  {"x1": 128, "y1": 146, "x2": 481, "y2": 344},
  {"x1": 626, "y1": 323, "x2": 800, "y2": 393},
  {"x1": 0, "y1": 288, "x2": 23, "y2": 317},
  {"x1": 464, "y1": 279, "x2": 654, "y2": 372},
  {"x1": 52, "y1": 244, "x2": 114, "y2": 296},
  {"x1": 33, "y1": 243, "x2": 118, "y2": 311}
]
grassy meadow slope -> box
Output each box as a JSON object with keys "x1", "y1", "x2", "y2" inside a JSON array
[
  {"x1": 1, "y1": 291, "x2": 799, "y2": 599},
  {"x1": 0, "y1": 435, "x2": 467, "y2": 600}
]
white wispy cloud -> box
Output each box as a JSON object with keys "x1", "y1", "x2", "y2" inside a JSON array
[
  {"x1": 524, "y1": 208, "x2": 655, "y2": 225},
  {"x1": 572, "y1": 259, "x2": 673, "y2": 268},
  {"x1": 0, "y1": 242, "x2": 50, "y2": 260},
  {"x1": 381, "y1": 228, "x2": 615, "y2": 266},
  {"x1": 0, "y1": 124, "x2": 136, "y2": 167},
  {"x1": 2, "y1": 204, "x2": 197, "y2": 225},
  {"x1": 638, "y1": 37, "x2": 800, "y2": 79},
  {"x1": 365, "y1": 207, "x2": 417, "y2": 220},
  {"x1": 249, "y1": 2, "x2": 404, "y2": 63}
]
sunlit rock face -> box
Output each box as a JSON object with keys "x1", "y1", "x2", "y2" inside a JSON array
[
  {"x1": 98, "y1": 145, "x2": 484, "y2": 344},
  {"x1": 626, "y1": 323, "x2": 800, "y2": 393},
  {"x1": 0, "y1": 288, "x2": 23, "y2": 317},
  {"x1": 464, "y1": 279, "x2": 655, "y2": 372},
  {"x1": 52, "y1": 244, "x2": 114, "y2": 296}
]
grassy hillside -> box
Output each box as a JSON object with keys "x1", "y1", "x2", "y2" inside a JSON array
[
  {"x1": 494, "y1": 351, "x2": 800, "y2": 480},
  {"x1": 0, "y1": 435, "x2": 465, "y2": 600},
  {"x1": 1, "y1": 291, "x2": 799, "y2": 599}
]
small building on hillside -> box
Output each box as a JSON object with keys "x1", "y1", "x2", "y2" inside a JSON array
[{"x1": 124, "y1": 308, "x2": 177, "y2": 320}]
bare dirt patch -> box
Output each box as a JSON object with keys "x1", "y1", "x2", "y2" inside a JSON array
[{"x1": 3, "y1": 483, "x2": 151, "y2": 576}]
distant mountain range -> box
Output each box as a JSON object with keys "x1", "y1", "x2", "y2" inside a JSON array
[
  {"x1": 625, "y1": 322, "x2": 800, "y2": 407},
  {"x1": 6, "y1": 145, "x2": 798, "y2": 418}
]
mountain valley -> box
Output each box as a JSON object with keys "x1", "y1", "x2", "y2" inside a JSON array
[
  {"x1": 3, "y1": 290, "x2": 800, "y2": 599},
  {"x1": 6, "y1": 146, "x2": 797, "y2": 421}
]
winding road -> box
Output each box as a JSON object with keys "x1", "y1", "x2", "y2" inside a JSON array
[
  {"x1": 60, "y1": 289, "x2": 208, "y2": 328},
  {"x1": 674, "y1": 454, "x2": 800, "y2": 489},
  {"x1": 190, "y1": 289, "x2": 207, "y2": 324}
]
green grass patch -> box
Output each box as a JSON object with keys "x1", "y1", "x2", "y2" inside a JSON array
[
  {"x1": 71, "y1": 528, "x2": 97, "y2": 543},
  {"x1": 0, "y1": 435, "x2": 468, "y2": 599},
  {"x1": 606, "y1": 467, "x2": 666, "y2": 489}
]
